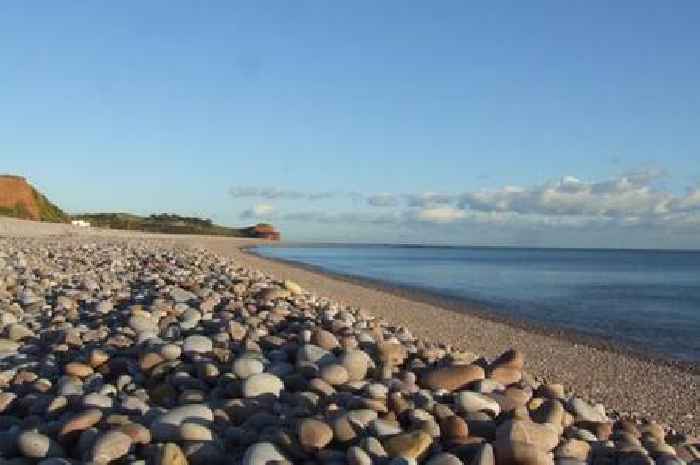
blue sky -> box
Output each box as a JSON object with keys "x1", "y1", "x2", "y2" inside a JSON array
[{"x1": 2, "y1": 2, "x2": 699, "y2": 247}]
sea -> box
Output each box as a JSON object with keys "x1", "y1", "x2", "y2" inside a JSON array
[{"x1": 254, "y1": 244, "x2": 700, "y2": 363}]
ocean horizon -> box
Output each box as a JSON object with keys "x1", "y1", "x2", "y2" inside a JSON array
[{"x1": 255, "y1": 243, "x2": 700, "y2": 363}]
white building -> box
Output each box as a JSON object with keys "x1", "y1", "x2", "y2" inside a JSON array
[{"x1": 71, "y1": 220, "x2": 91, "y2": 227}]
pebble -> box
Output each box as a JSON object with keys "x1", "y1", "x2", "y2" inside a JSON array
[
  {"x1": 320, "y1": 363, "x2": 350, "y2": 385},
  {"x1": 348, "y1": 445, "x2": 373, "y2": 465},
  {"x1": 496, "y1": 420, "x2": 560, "y2": 451},
  {"x1": 384, "y1": 430, "x2": 433, "y2": 459},
  {"x1": 568, "y1": 398, "x2": 607, "y2": 422},
  {"x1": 182, "y1": 335, "x2": 212, "y2": 354},
  {"x1": 233, "y1": 357, "x2": 264, "y2": 379},
  {"x1": 339, "y1": 349, "x2": 371, "y2": 381},
  {"x1": 0, "y1": 237, "x2": 690, "y2": 465},
  {"x1": 59, "y1": 408, "x2": 103, "y2": 437},
  {"x1": 419, "y1": 364, "x2": 486, "y2": 391},
  {"x1": 90, "y1": 430, "x2": 133, "y2": 463},
  {"x1": 298, "y1": 418, "x2": 334, "y2": 450},
  {"x1": 427, "y1": 452, "x2": 464, "y2": 465},
  {"x1": 159, "y1": 442, "x2": 188, "y2": 465},
  {"x1": 17, "y1": 431, "x2": 64, "y2": 458},
  {"x1": 242, "y1": 372, "x2": 284, "y2": 398},
  {"x1": 151, "y1": 404, "x2": 214, "y2": 441},
  {"x1": 455, "y1": 391, "x2": 501, "y2": 417},
  {"x1": 179, "y1": 423, "x2": 213, "y2": 441},
  {"x1": 242, "y1": 442, "x2": 289, "y2": 465}
]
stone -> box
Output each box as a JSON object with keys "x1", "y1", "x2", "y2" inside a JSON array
[
  {"x1": 333, "y1": 409, "x2": 379, "y2": 442},
  {"x1": 297, "y1": 344, "x2": 336, "y2": 366},
  {"x1": 384, "y1": 431, "x2": 433, "y2": 460},
  {"x1": 471, "y1": 443, "x2": 496, "y2": 465},
  {"x1": 84, "y1": 393, "x2": 113, "y2": 408},
  {"x1": 17, "y1": 431, "x2": 64, "y2": 458},
  {"x1": 228, "y1": 321, "x2": 248, "y2": 341},
  {"x1": 160, "y1": 442, "x2": 188, "y2": 465},
  {"x1": 554, "y1": 439, "x2": 590, "y2": 461},
  {"x1": 298, "y1": 418, "x2": 333, "y2": 451},
  {"x1": 171, "y1": 287, "x2": 197, "y2": 303},
  {"x1": 151, "y1": 404, "x2": 214, "y2": 441},
  {"x1": 639, "y1": 422, "x2": 665, "y2": 442},
  {"x1": 179, "y1": 423, "x2": 213, "y2": 441},
  {"x1": 496, "y1": 420, "x2": 560, "y2": 451},
  {"x1": 129, "y1": 315, "x2": 157, "y2": 333},
  {"x1": 419, "y1": 365, "x2": 486, "y2": 391},
  {"x1": 455, "y1": 391, "x2": 501, "y2": 417},
  {"x1": 90, "y1": 430, "x2": 133, "y2": 464},
  {"x1": 320, "y1": 363, "x2": 350, "y2": 385},
  {"x1": 371, "y1": 419, "x2": 404, "y2": 437},
  {"x1": 161, "y1": 344, "x2": 182, "y2": 361},
  {"x1": 233, "y1": 357, "x2": 264, "y2": 379},
  {"x1": 311, "y1": 329, "x2": 340, "y2": 350},
  {"x1": 284, "y1": 280, "x2": 303, "y2": 295},
  {"x1": 139, "y1": 352, "x2": 165, "y2": 371},
  {"x1": 182, "y1": 335, "x2": 212, "y2": 354},
  {"x1": 183, "y1": 440, "x2": 227, "y2": 464},
  {"x1": 89, "y1": 349, "x2": 110, "y2": 367},
  {"x1": 441, "y1": 415, "x2": 469, "y2": 440},
  {"x1": 180, "y1": 308, "x2": 202, "y2": 330},
  {"x1": 119, "y1": 423, "x2": 151, "y2": 445},
  {"x1": 0, "y1": 338, "x2": 20, "y2": 353},
  {"x1": 489, "y1": 367, "x2": 522, "y2": 386},
  {"x1": 377, "y1": 342, "x2": 407, "y2": 366},
  {"x1": 567, "y1": 398, "x2": 606, "y2": 422},
  {"x1": 0, "y1": 392, "x2": 17, "y2": 412},
  {"x1": 242, "y1": 442, "x2": 289, "y2": 465},
  {"x1": 348, "y1": 446, "x2": 373, "y2": 465},
  {"x1": 242, "y1": 372, "x2": 284, "y2": 398},
  {"x1": 427, "y1": 453, "x2": 464, "y2": 465},
  {"x1": 533, "y1": 400, "x2": 564, "y2": 427},
  {"x1": 537, "y1": 384, "x2": 565, "y2": 399},
  {"x1": 490, "y1": 349, "x2": 525, "y2": 370},
  {"x1": 494, "y1": 440, "x2": 554, "y2": 465},
  {"x1": 339, "y1": 349, "x2": 370, "y2": 381},
  {"x1": 7, "y1": 323, "x2": 34, "y2": 341},
  {"x1": 258, "y1": 288, "x2": 291, "y2": 301},
  {"x1": 59, "y1": 408, "x2": 103, "y2": 437}
]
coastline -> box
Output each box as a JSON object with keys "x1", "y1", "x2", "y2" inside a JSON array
[
  {"x1": 188, "y1": 238, "x2": 698, "y2": 436},
  {"x1": 244, "y1": 245, "x2": 700, "y2": 374},
  {"x1": 1, "y1": 221, "x2": 697, "y2": 436}
]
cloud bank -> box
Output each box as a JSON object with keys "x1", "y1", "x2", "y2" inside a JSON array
[{"x1": 233, "y1": 171, "x2": 700, "y2": 235}]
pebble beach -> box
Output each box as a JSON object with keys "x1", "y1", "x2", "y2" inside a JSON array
[{"x1": 0, "y1": 218, "x2": 698, "y2": 465}]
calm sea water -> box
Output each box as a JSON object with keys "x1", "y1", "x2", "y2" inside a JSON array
[{"x1": 255, "y1": 244, "x2": 700, "y2": 362}]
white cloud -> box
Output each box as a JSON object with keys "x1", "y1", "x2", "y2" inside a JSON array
[
  {"x1": 403, "y1": 193, "x2": 455, "y2": 207},
  {"x1": 367, "y1": 193, "x2": 399, "y2": 207},
  {"x1": 240, "y1": 203, "x2": 275, "y2": 219},
  {"x1": 413, "y1": 207, "x2": 466, "y2": 223},
  {"x1": 232, "y1": 170, "x2": 700, "y2": 237},
  {"x1": 459, "y1": 173, "x2": 676, "y2": 217},
  {"x1": 229, "y1": 186, "x2": 346, "y2": 201}
]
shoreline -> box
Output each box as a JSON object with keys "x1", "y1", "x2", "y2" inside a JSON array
[
  {"x1": 244, "y1": 245, "x2": 700, "y2": 375},
  {"x1": 192, "y1": 238, "x2": 698, "y2": 436},
  {"x1": 0, "y1": 222, "x2": 697, "y2": 436}
]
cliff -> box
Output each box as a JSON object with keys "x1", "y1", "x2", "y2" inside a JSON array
[{"x1": 0, "y1": 175, "x2": 69, "y2": 222}]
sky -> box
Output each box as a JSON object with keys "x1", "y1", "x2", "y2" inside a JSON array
[{"x1": 2, "y1": 2, "x2": 699, "y2": 248}]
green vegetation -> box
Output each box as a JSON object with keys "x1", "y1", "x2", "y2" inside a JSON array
[
  {"x1": 0, "y1": 202, "x2": 33, "y2": 220},
  {"x1": 73, "y1": 212, "x2": 272, "y2": 238},
  {"x1": 31, "y1": 188, "x2": 70, "y2": 222}
]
